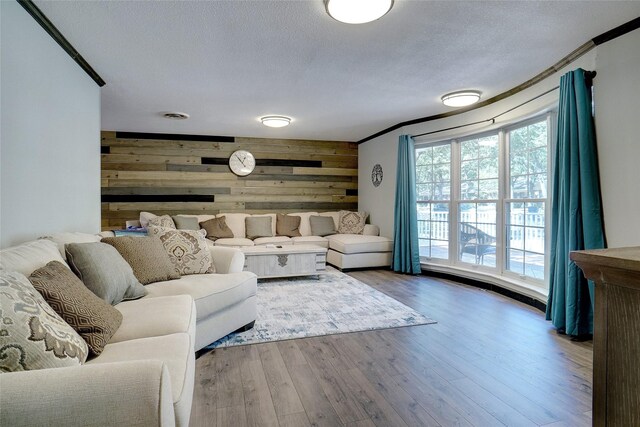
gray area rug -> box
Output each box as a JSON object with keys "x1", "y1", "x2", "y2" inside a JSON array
[{"x1": 206, "y1": 267, "x2": 436, "y2": 349}]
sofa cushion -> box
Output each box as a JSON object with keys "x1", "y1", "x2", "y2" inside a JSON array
[
  {"x1": 276, "y1": 214, "x2": 301, "y2": 237},
  {"x1": 326, "y1": 234, "x2": 393, "y2": 254},
  {"x1": 111, "y1": 295, "x2": 195, "y2": 344},
  {"x1": 218, "y1": 213, "x2": 249, "y2": 238},
  {"x1": 245, "y1": 216, "x2": 273, "y2": 239},
  {"x1": 287, "y1": 212, "x2": 318, "y2": 237},
  {"x1": 65, "y1": 242, "x2": 147, "y2": 305},
  {"x1": 144, "y1": 272, "x2": 257, "y2": 322},
  {"x1": 148, "y1": 215, "x2": 176, "y2": 229},
  {"x1": 337, "y1": 211, "x2": 368, "y2": 235},
  {"x1": 309, "y1": 215, "x2": 337, "y2": 237},
  {"x1": 253, "y1": 236, "x2": 293, "y2": 246},
  {"x1": 151, "y1": 229, "x2": 214, "y2": 276},
  {"x1": 214, "y1": 237, "x2": 255, "y2": 247},
  {"x1": 0, "y1": 270, "x2": 88, "y2": 371},
  {"x1": 0, "y1": 239, "x2": 68, "y2": 276},
  {"x1": 171, "y1": 215, "x2": 200, "y2": 231},
  {"x1": 318, "y1": 211, "x2": 340, "y2": 230},
  {"x1": 139, "y1": 211, "x2": 157, "y2": 228},
  {"x1": 102, "y1": 236, "x2": 180, "y2": 285},
  {"x1": 86, "y1": 332, "x2": 194, "y2": 420},
  {"x1": 39, "y1": 232, "x2": 102, "y2": 259},
  {"x1": 29, "y1": 261, "x2": 123, "y2": 356},
  {"x1": 200, "y1": 217, "x2": 234, "y2": 241},
  {"x1": 291, "y1": 236, "x2": 329, "y2": 248}
]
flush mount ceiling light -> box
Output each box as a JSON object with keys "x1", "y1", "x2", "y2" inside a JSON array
[
  {"x1": 260, "y1": 116, "x2": 291, "y2": 128},
  {"x1": 441, "y1": 91, "x2": 482, "y2": 108},
  {"x1": 325, "y1": 0, "x2": 394, "y2": 24},
  {"x1": 162, "y1": 112, "x2": 190, "y2": 120}
]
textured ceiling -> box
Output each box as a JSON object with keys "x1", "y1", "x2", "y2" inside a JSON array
[{"x1": 34, "y1": 1, "x2": 640, "y2": 141}]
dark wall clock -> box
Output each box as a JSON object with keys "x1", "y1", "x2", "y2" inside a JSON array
[{"x1": 371, "y1": 164, "x2": 383, "y2": 187}]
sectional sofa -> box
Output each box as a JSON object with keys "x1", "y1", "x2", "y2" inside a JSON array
[
  {"x1": 140, "y1": 211, "x2": 394, "y2": 270},
  {"x1": 0, "y1": 234, "x2": 257, "y2": 427}
]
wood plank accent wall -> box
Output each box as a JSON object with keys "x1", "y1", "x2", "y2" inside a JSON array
[{"x1": 101, "y1": 131, "x2": 358, "y2": 230}]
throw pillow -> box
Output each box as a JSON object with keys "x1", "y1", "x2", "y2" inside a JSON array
[
  {"x1": 171, "y1": 215, "x2": 200, "y2": 231},
  {"x1": 0, "y1": 270, "x2": 88, "y2": 372},
  {"x1": 310, "y1": 215, "x2": 337, "y2": 237},
  {"x1": 245, "y1": 216, "x2": 273, "y2": 240},
  {"x1": 29, "y1": 261, "x2": 123, "y2": 356},
  {"x1": 276, "y1": 214, "x2": 302, "y2": 237},
  {"x1": 139, "y1": 211, "x2": 157, "y2": 228},
  {"x1": 147, "y1": 215, "x2": 175, "y2": 229},
  {"x1": 0, "y1": 239, "x2": 68, "y2": 277},
  {"x1": 101, "y1": 236, "x2": 180, "y2": 284},
  {"x1": 337, "y1": 211, "x2": 368, "y2": 234},
  {"x1": 153, "y1": 229, "x2": 214, "y2": 275},
  {"x1": 65, "y1": 242, "x2": 147, "y2": 305},
  {"x1": 200, "y1": 217, "x2": 234, "y2": 241}
]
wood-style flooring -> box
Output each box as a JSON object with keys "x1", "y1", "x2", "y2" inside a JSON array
[{"x1": 190, "y1": 270, "x2": 593, "y2": 427}]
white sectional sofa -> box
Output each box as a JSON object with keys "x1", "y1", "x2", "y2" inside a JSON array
[
  {"x1": 0, "y1": 236, "x2": 257, "y2": 427},
  {"x1": 141, "y1": 211, "x2": 394, "y2": 270}
]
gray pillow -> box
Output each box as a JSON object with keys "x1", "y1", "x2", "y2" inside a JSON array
[
  {"x1": 245, "y1": 216, "x2": 273, "y2": 239},
  {"x1": 310, "y1": 215, "x2": 337, "y2": 237},
  {"x1": 65, "y1": 242, "x2": 147, "y2": 305},
  {"x1": 171, "y1": 215, "x2": 200, "y2": 231}
]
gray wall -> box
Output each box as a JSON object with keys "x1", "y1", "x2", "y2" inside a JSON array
[
  {"x1": 1, "y1": 1, "x2": 101, "y2": 247},
  {"x1": 593, "y1": 28, "x2": 640, "y2": 247}
]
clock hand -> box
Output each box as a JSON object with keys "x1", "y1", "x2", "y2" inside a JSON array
[{"x1": 235, "y1": 154, "x2": 246, "y2": 167}]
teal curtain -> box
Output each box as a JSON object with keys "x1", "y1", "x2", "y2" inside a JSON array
[
  {"x1": 392, "y1": 135, "x2": 421, "y2": 274},
  {"x1": 546, "y1": 69, "x2": 605, "y2": 337}
]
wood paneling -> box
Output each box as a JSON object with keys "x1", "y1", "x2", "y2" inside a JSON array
[{"x1": 101, "y1": 132, "x2": 357, "y2": 229}]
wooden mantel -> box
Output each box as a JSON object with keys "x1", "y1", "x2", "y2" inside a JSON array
[{"x1": 570, "y1": 246, "x2": 640, "y2": 427}]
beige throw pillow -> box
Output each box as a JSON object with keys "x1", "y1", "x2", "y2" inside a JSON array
[
  {"x1": 65, "y1": 242, "x2": 147, "y2": 305},
  {"x1": 276, "y1": 214, "x2": 302, "y2": 237},
  {"x1": 0, "y1": 270, "x2": 88, "y2": 372},
  {"x1": 101, "y1": 236, "x2": 180, "y2": 284},
  {"x1": 310, "y1": 215, "x2": 337, "y2": 237},
  {"x1": 200, "y1": 217, "x2": 234, "y2": 241},
  {"x1": 153, "y1": 229, "x2": 214, "y2": 276},
  {"x1": 245, "y1": 216, "x2": 273, "y2": 240},
  {"x1": 172, "y1": 215, "x2": 200, "y2": 231},
  {"x1": 337, "y1": 211, "x2": 368, "y2": 234},
  {"x1": 29, "y1": 261, "x2": 123, "y2": 356},
  {"x1": 147, "y1": 215, "x2": 175, "y2": 229}
]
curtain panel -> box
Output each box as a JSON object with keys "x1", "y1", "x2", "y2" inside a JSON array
[
  {"x1": 546, "y1": 68, "x2": 605, "y2": 337},
  {"x1": 392, "y1": 135, "x2": 421, "y2": 274}
]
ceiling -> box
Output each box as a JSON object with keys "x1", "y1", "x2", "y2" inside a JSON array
[{"x1": 34, "y1": 1, "x2": 640, "y2": 142}]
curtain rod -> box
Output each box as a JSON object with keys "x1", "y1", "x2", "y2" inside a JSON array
[{"x1": 411, "y1": 70, "x2": 596, "y2": 139}]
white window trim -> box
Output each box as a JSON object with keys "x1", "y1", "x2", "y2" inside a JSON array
[{"x1": 415, "y1": 111, "x2": 554, "y2": 299}]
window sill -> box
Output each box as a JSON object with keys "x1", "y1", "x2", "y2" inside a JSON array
[{"x1": 420, "y1": 261, "x2": 548, "y2": 306}]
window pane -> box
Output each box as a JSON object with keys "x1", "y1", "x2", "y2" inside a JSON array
[
  {"x1": 506, "y1": 202, "x2": 546, "y2": 278},
  {"x1": 459, "y1": 202, "x2": 496, "y2": 267},
  {"x1": 416, "y1": 143, "x2": 451, "y2": 260},
  {"x1": 509, "y1": 120, "x2": 548, "y2": 200},
  {"x1": 460, "y1": 135, "x2": 498, "y2": 201}
]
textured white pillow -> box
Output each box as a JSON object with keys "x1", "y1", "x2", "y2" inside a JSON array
[
  {"x1": 139, "y1": 211, "x2": 158, "y2": 228},
  {"x1": 0, "y1": 270, "x2": 88, "y2": 372},
  {"x1": 39, "y1": 232, "x2": 102, "y2": 259},
  {"x1": 0, "y1": 240, "x2": 68, "y2": 276}
]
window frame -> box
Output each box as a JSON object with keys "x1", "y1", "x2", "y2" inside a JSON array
[{"x1": 414, "y1": 111, "x2": 554, "y2": 289}]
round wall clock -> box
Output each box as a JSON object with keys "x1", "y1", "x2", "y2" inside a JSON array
[
  {"x1": 371, "y1": 164, "x2": 383, "y2": 187},
  {"x1": 229, "y1": 150, "x2": 256, "y2": 176}
]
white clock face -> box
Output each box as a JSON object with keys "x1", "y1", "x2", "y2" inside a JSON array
[{"x1": 229, "y1": 150, "x2": 256, "y2": 176}]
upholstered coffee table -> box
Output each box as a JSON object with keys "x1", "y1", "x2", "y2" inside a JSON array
[{"x1": 242, "y1": 245, "x2": 327, "y2": 279}]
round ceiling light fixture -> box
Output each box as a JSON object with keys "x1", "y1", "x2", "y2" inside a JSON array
[
  {"x1": 162, "y1": 112, "x2": 190, "y2": 120},
  {"x1": 260, "y1": 115, "x2": 291, "y2": 128},
  {"x1": 325, "y1": 0, "x2": 394, "y2": 24},
  {"x1": 441, "y1": 91, "x2": 482, "y2": 108}
]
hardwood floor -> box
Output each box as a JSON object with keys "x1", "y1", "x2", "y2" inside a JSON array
[{"x1": 190, "y1": 270, "x2": 593, "y2": 427}]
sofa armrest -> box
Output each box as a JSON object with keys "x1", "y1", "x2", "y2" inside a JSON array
[
  {"x1": 0, "y1": 360, "x2": 175, "y2": 427},
  {"x1": 210, "y1": 246, "x2": 245, "y2": 273},
  {"x1": 98, "y1": 230, "x2": 116, "y2": 238},
  {"x1": 363, "y1": 224, "x2": 380, "y2": 236}
]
